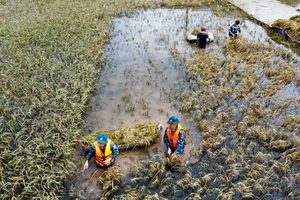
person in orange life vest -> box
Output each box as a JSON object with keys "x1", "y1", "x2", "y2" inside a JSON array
[
  {"x1": 163, "y1": 116, "x2": 185, "y2": 155},
  {"x1": 83, "y1": 133, "x2": 119, "y2": 170}
]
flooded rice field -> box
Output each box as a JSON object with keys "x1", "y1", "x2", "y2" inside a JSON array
[
  {"x1": 74, "y1": 8, "x2": 300, "y2": 199},
  {"x1": 83, "y1": 7, "x2": 276, "y2": 132}
]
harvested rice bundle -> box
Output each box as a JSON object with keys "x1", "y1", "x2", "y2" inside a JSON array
[
  {"x1": 272, "y1": 15, "x2": 300, "y2": 42},
  {"x1": 81, "y1": 122, "x2": 163, "y2": 152}
]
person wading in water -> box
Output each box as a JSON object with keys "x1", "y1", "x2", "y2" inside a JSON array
[
  {"x1": 196, "y1": 27, "x2": 209, "y2": 49},
  {"x1": 83, "y1": 133, "x2": 119, "y2": 170},
  {"x1": 163, "y1": 116, "x2": 186, "y2": 155}
]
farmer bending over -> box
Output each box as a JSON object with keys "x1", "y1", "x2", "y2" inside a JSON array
[
  {"x1": 84, "y1": 133, "x2": 119, "y2": 170},
  {"x1": 164, "y1": 116, "x2": 186, "y2": 155},
  {"x1": 228, "y1": 20, "x2": 241, "y2": 38}
]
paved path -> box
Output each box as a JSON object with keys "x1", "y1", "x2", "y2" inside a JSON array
[{"x1": 228, "y1": 0, "x2": 299, "y2": 24}]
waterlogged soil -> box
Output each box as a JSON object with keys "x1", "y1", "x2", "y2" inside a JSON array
[{"x1": 74, "y1": 8, "x2": 299, "y2": 198}]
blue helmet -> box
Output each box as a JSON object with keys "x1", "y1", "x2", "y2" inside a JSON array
[
  {"x1": 95, "y1": 133, "x2": 108, "y2": 144},
  {"x1": 167, "y1": 116, "x2": 180, "y2": 125}
]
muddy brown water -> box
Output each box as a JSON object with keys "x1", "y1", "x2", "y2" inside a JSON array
[{"x1": 73, "y1": 8, "x2": 299, "y2": 198}]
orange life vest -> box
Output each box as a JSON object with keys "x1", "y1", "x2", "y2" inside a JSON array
[
  {"x1": 94, "y1": 140, "x2": 114, "y2": 166},
  {"x1": 166, "y1": 123, "x2": 185, "y2": 149}
]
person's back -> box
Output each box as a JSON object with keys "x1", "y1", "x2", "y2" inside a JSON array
[{"x1": 196, "y1": 27, "x2": 209, "y2": 49}]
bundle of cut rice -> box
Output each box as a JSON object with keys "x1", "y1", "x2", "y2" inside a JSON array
[
  {"x1": 272, "y1": 15, "x2": 300, "y2": 43},
  {"x1": 81, "y1": 122, "x2": 163, "y2": 152},
  {"x1": 187, "y1": 28, "x2": 214, "y2": 43}
]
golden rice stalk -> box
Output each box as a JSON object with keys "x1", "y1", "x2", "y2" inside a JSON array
[
  {"x1": 144, "y1": 193, "x2": 160, "y2": 200},
  {"x1": 159, "y1": 185, "x2": 169, "y2": 196},
  {"x1": 149, "y1": 177, "x2": 160, "y2": 190},
  {"x1": 286, "y1": 151, "x2": 300, "y2": 163},
  {"x1": 269, "y1": 140, "x2": 293, "y2": 152},
  {"x1": 202, "y1": 173, "x2": 215, "y2": 186}
]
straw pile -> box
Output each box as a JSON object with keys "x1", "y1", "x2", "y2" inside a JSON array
[
  {"x1": 191, "y1": 28, "x2": 201, "y2": 36},
  {"x1": 81, "y1": 122, "x2": 163, "y2": 152},
  {"x1": 273, "y1": 15, "x2": 300, "y2": 42}
]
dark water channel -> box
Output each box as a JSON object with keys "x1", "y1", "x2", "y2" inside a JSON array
[{"x1": 74, "y1": 8, "x2": 299, "y2": 198}]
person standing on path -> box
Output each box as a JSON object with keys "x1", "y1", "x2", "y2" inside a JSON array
[
  {"x1": 196, "y1": 27, "x2": 209, "y2": 49},
  {"x1": 228, "y1": 20, "x2": 241, "y2": 38}
]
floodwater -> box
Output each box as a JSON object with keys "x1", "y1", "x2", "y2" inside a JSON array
[{"x1": 73, "y1": 8, "x2": 299, "y2": 198}]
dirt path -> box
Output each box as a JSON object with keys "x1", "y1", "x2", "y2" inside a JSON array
[{"x1": 228, "y1": 0, "x2": 299, "y2": 24}]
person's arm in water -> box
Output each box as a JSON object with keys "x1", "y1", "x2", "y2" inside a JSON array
[
  {"x1": 174, "y1": 130, "x2": 185, "y2": 154},
  {"x1": 83, "y1": 144, "x2": 96, "y2": 170}
]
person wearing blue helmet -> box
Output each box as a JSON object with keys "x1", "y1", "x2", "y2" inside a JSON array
[
  {"x1": 83, "y1": 133, "x2": 119, "y2": 170},
  {"x1": 163, "y1": 116, "x2": 186, "y2": 155}
]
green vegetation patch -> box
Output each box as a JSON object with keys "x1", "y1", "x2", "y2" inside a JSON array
[{"x1": 81, "y1": 122, "x2": 162, "y2": 151}]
